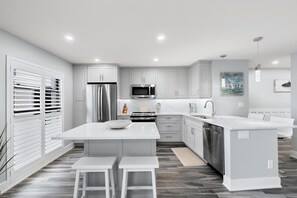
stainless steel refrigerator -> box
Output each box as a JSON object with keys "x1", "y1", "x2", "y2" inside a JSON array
[{"x1": 86, "y1": 83, "x2": 117, "y2": 122}]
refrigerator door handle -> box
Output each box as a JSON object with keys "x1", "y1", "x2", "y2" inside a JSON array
[
  {"x1": 97, "y1": 86, "x2": 101, "y2": 121},
  {"x1": 99, "y1": 86, "x2": 103, "y2": 120}
]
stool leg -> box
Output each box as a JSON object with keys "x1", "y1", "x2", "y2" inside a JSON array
[
  {"x1": 121, "y1": 169, "x2": 128, "y2": 198},
  {"x1": 151, "y1": 169, "x2": 157, "y2": 198},
  {"x1": 105, "y1": 169, "x2": 110, "y2": 198},
  {"x1": 82, "y1": 173, "x2": 86, "y2": 198},
  {"x1": 110, "y1": 169, "x2": 115, "y2": 198},
  {"x1": 73, "y1": 170, "x2": 80, "y2": 198}
]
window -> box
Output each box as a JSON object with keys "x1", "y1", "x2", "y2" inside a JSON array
[{"x1": 7, "y1": 57, "x2": 63, "y2": 173}]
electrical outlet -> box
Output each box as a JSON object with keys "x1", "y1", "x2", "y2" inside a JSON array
[
  {"x1": 238, "y1": 131, "x2": 249, "y2": 139},
  {"x1": 268, "y1": 160, "x2": 274, "y2": 169},
  {"x1": 238, "y1": 102, "x2": 244, "y2": 107}
]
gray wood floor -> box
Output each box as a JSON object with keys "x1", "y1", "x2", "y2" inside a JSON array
[{"x1": 2, "y1": 139, "x2": 297, "y2": 198}]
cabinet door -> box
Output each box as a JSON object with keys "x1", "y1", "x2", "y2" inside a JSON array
[
  {"x1": 73, "y1": 67, "x2": 87, "y2": 100},
  {"x1": 186, "y1": 126, "x2": 195, "y2": 149},
  {"x1": 194, "y1": 127, "x2": 204, "y2": 158},
  {"x1": 142, "y1": 69, "x2": 155, "y2": 84},
  {"x1": 167, "y1": 69, "x2": 178, "y2": 98},
  {"x1": 101, "y1": 67, "x2": 118, "y2": 82},
  {"x1": 176, "y1": 68, "x2": 188, "y2": 98},
  {"x1": 120, "y1": 69, "x2": 131, "y2": 99},
  {"x1": 87, "y1": 67, "x2": 101, "y2": 82},
  {"x1": 189, "y1": 65, "x2": 200, "y2": 98},
  {"x1": 74, "y1": 101, "x2": 86, "y2": 127},
  {"x1": 131, "y1": 69, "x2": 143, "y2": 84},
  {"x1": 199, "y1": 64, "x2": 212, "y2": 98},
  {"x1": 155, "y1": 69, "x2": 167, "y2": 98}
]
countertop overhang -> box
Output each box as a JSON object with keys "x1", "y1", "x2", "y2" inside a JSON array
[{"x1": 53, "y1": 122, "x2": 160, "y2": 140}]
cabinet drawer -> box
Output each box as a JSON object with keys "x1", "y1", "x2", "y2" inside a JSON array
[
  {"x1": 158, "y1": 133, "x2": 180, "y2": 142},
  {"x1": 157, "y1": 122, "x2": 180, "y2": 132},
  {"x1": 157, "y1": 115, "x2": 180, "y2": 122}
]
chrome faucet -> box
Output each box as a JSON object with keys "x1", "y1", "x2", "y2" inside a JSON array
[{"x1": 204, "y1": 100, "x2": 215, "y2": 117}]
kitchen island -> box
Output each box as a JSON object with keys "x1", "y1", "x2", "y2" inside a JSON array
[
  {"x1": 54, "y1": 122, "x2": 160, "y2": 198},
  {"x1": 183, "y1": 114, "x2": 296, "y2": 191}
]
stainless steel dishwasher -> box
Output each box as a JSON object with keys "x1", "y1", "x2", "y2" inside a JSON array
[{"x1": 203, "y1": 123, "x2": 225, "y2": 174}]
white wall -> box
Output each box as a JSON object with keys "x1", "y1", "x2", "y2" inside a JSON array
[
  {"x1": 291, "y1": 53, "x2": 297, "y2": 153},
  {"x1": 249, "y1": 68, "x2": 291, "y2": 109},
  {"x1": 0, "y1": 29, "x2": 73, "y2": 131},
  {"x1": 0, "y1": 29, "x2": 73, "y2": 183},
  {"x1": 211, "y1": 60, "x2": 249, "y2": 116}
]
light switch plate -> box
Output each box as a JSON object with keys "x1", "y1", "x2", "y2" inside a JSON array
[
  {"x1": 268, "y1": 160, "x2": 274, "y2": 169},
  {"x1": 238, "y1": 130, "x2": 249, "y2": 139}
]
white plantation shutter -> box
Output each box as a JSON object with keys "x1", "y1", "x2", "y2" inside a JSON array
[
  {"x1": 44, "y1": 76, "x2": 62, "y2": 153},
  {"x1": 8, "y1": 57, "x2": 64, "y2": 173},
  {"x1": 12, "y1": 69, "x2": 42, "y2": 170}
]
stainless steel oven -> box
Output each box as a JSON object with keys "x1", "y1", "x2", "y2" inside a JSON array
[
  {"x1": 130, "y1": 112, "x2": 157, "y2": 122},
  {"x1": 131, "y1": 84, "x2": 156, "y2": 99}
]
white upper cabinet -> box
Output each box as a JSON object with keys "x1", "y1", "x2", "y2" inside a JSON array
[
  {"x1": 189, "y1": 61, "x2": 211, "y2": 98},
  {"x1": 155, "y1": 69, "x2": 167, "y2": 98},
  {"x1": 73, "y1": 66, "x2": 87, "y2": 100},
  {"x1": 199, "y1": 63, "x2": 212, "y2": 98},
  {"x1": 176, "y1": 68, "x2": 188, "y2": 98},
  {"x1": 167, "y1": 68, "x2": 188, "y2": 98},
  {"x1": 167, "y1": 69, "x2": 178, "y2": 98},
  {"x1": 189, "y1": 65, "x2": 200, "y2": 98},
  {"x1": 120, "y1": 69, "x2": 131, "y2": 99},
  {"x1": 87, "y1": 66, "x2": 118, "y2": 83},
  {"x1": 131, "y1": 68, "x2": 155, "y2": 84}
]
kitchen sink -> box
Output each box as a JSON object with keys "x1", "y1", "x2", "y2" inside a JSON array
[{"x1": 191, "y1": 115, "x2": 212, "y2": 119}]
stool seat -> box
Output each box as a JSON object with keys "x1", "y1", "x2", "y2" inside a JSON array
[
  {"x1": 119, "y1": 156, "x2": 159, "y2": 169},
  {"x1": 72, "y1": 157, "x2": 116, "y2": 170},
  {"x1": 72, "y1": 157, "x2": 116, "y2": 198},
  {"x1": 119, "y1": 156, "x2": 159, "y2": 198}
]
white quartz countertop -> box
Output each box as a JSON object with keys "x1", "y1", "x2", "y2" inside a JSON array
[
  {"x1": 183, "y1": 114, "x2": 297, "y2": 130},
  {"x1": 53, "y1": 122, "x2": 160, "y2": 140}
]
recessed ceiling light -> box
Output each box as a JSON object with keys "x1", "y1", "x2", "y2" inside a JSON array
[
  {"x1": 272, "y1": 60, "x2": 279, "y2": 65},
  {"x1": 157, "y1": 35, "x2": 165, "y2": 41},
  {"x1": 64, "y1": 34, "x2": 74, "y2": 41},
  {"x1": 94, "y1": 58, "x2": 100, "y2": 62},
  {"x1": 154, "y1": 58, "x2": 159, "y2": 62}
]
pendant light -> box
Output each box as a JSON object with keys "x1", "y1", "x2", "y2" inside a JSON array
[{"x1": 253, "y1": 36, "x2": 263, "y2": 82}]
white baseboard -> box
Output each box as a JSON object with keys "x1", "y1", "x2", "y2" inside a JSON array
[
  {"x1": 0, "y1": 143, "x2": 74, "y2": 194},
  {"x1": 223, "y1": 175, "x2": 281, "y2": 191},
  {"x1": 290, "y1": 150, "x2": 297, "y2": 159}
]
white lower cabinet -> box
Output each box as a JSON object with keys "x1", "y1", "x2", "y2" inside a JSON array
[
  {"x1": 157, "y1": 115, "x2": 181, "y2": 142},
  {"x1": 183, "y1": 117, "x2": 204, "y2": 158}
]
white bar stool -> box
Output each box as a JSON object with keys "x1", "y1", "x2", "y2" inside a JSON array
[
  {"x1": 72, "y1": 157, "x2": 116, "y2": 198},
  {"x1": 119, "y1": 156, "x2": 159, "y2": 198}
]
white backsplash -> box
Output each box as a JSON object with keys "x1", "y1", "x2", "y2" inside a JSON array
[{"x1": 118, "y1": 99, "x2": 213, "y2": 115}]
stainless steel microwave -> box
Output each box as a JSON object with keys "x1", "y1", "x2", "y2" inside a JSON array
[{"x1": 130, "y1": 84, "x2": 156, "y2": 99}]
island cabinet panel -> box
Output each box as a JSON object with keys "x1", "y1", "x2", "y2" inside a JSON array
[
  {"x1": 183, "y1": 117, "x2": 204, "y2": 158},
  {"x1": 85, "y1": 139, "x2": 156, "y2": 197},
  {"x1": 157, "y1": 115, "x2": 182, "y2": 142}
]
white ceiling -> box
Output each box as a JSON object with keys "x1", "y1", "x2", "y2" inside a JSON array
[{"x1": 0, "y1": 0, "x2": 297, "y2": 67}]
